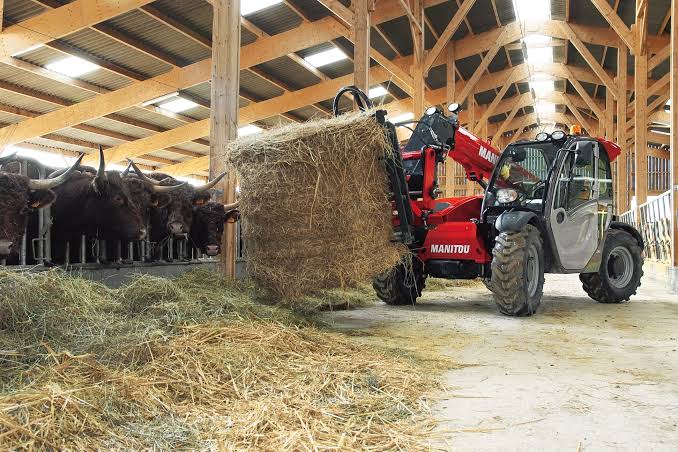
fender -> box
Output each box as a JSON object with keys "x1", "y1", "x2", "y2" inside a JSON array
[
  {"x1": 494, "y1": 210, "x2": 538, "y2": 233},
  {"x1": 609, "y1": 221, "x2": 645, "y2": 250}
]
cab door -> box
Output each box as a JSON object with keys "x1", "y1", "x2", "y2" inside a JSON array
[{"x1": 548, "y1": 140, "x2": 601, "y2": 271}]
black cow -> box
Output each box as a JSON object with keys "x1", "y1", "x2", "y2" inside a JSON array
[
  {"x1": 49, "y1": 148, "x2": 184, "y2": 262},
  {"x1": 0, "y1": 152, "x2": 82, "y2": 259},
  {"x1": 191, "y1": 201, "x2": 239, "y2": 256},
  {"x1": 126, "y1": 161, "x2": 226, "y2": 258}
]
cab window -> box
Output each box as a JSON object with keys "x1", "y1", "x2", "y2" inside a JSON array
[{"x1": 554, "y1": 143, "x2": 596, "y2": 210}]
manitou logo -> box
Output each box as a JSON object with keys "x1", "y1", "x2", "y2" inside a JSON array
[
  {"x1": 430, "y1": 244, "x2": 470, "y2": 254},
  {"x1": 479, "y1": 146, "x2": 499, "y2": 165}
]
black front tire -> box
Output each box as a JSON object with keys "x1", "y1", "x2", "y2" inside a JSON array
[
  {"x1": 373, "y1": 257, "x2": 426, "y2": 305},
  {"x1": 490, "y1": 224, "x2": 545, "y2": 316},
  {"x1": 580, "y1": 229, "x2": 643, "y2": 304}
]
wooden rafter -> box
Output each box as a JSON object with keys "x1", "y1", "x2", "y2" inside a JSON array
[
  {"x1": 589, "y1": 0, "x2": 636, "y2": 54},
  {"x1": 423, "y1": 0, "x2": 477, "y2": 71},
  {"x1": 456, "y1": 27, "x2": 511, "y2": 103}
]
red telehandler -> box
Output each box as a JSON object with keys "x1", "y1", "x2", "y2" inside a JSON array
[{"x1": 333, "y1": 87, "x2": 644, "y2": 316}]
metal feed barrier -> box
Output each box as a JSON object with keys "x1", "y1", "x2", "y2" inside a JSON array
[
  {"x1": 619, "y1": 188, "x2": 674, "y2": 264},
  {"x1": 1, "y1": 156, "x2": 246, "y2": 273}
]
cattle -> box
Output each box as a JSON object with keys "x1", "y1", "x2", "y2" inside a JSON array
[
  {"x1": 49, "y1": 148, "x2": 185, "y2": 263},
  {"x1": 126, "y1": 161, "x2": 226, "y2": 258},
  {"x1": 191, "y1": 201, "x2": 240, "y2": 256},
  {"x1": 0, "y1": 152, "x2": 82, "y2": 259}
]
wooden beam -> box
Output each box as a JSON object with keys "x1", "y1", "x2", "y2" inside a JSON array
[
  {"x1": 353, "y1": 0, "x2": 370, "y2": 92},
  {"x1": 559, "y1": 22, "x2": 618, "y2": 98},
  {"x1": 476, "y1": 71, "x2": 516, "y2": 126},
  {"x1": 649, "y1": 44, "x2": 670, "y2": 70},
  {"x1": 446, "y1": 43, "x2": 455, "y2": 107},
  {"x1": 635, "y1": 50, "x2": 648, "y2": 206},
  {"x1": 566, "y1": 103, "x2": 594, "y2": 135},
  {"x1": 456, "y1": 27, "x2": 511, "y2": 103},
  {"x1": 315, "y1": 0, "x2": 355, "y2": 26},
  {"x1": 617, "y1": 45, "x2": 629, "y2": 213},
  {"x1": 670, "y1": 0, "x2": 678, "y2": 267},
  {"x1": 397, "y1": 0, "x2": 423, "y2": 34},
  {"x1": 211, "y1": 0, "x2": 239, "y2": 278},
  {"x1": 0, "y1": 0, "x2": 154, "y2": 59},
  {"x1": 637, "y1": 0, "x2": 649, "y2": 56},
  {"x1": 493, "y1": 97, "x2": 526, "y2": 141},
  {"x1": 423, "y1": 0, "x2": 477, "y2": 71},
  {"x1": 0, "y1": 0, "x2": 4, "y2": 32},
  {"x1": 566, "y1": 74, "x2": 606, "y2": 121},
  {"x1": 589, "y1": 0, "x2": 637, "y2": 54},
  {"x1": 411, "y1": 0, "x2": 425, "y2": 116}
]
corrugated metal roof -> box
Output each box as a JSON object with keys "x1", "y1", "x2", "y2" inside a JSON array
[
  {"x1": 106, "y1": 10, "x2": 211, "y2": 66},
  {"x1": 151, "y1": 0, "x2": 213, "y2": 40},
  {"x1": 246, "y1": 3, "x2": 302, "y2": 35},
  {"x1": 2, "y1": 0, "x2": 45, "y2": 24},
  {"x1": 467, "y1": 0, "x2": 501, "y2": 33},
  {"x1": 379, "y1": 16, "x2": 414, "y2": 56},
  {"x1": 0, "y1": 88, "x2": 59, "y2": 114},
  {"x1": 256, "y1": 56, "x2": 321, "y2": 91},
  {"x1": 60, "y1": 28, "x2": 172, "y2": 79},
  {"x1": 0, "y1": 62, "x2": 95, "y2": 104}
]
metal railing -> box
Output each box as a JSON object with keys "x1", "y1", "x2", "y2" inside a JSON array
[{"x1": 619, "y1": 188, "x2": 674, "y2": 264}]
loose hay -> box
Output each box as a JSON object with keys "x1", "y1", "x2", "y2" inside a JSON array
[
  {"x1": 225, "y1": 111, "x2": 406, "y2": 300},
  {"x1": 0, "y1": 271, "x2": 445, "y2": 450}
]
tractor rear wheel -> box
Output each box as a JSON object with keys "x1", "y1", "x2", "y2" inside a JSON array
[
  {"x1": 580, "y1": 229, "x2": 643, "y2": 304},
  {"x1": 490, "y1": 224, "x2": 545, "y2": 316},
  {"x1": 373, "y1": 257, "x2": 426, "y2": 305}
]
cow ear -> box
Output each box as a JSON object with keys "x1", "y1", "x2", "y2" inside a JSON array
[
  {"x1": 192, "y1": 193, "x2": 211, "y2": 206},
  {"x1": 28, "y1": 189, "x2": 56, "y2": 209},
  {"x1": 150, "y1": 193, "x2": 171, "y2": 208}
]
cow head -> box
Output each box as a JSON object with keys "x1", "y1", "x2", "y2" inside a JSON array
[
  {"x1": 0, "y1": 152, "x2": 82, "y2": 258},
  {"x1": 143, "y1": 170, "x2": 227, "y2": 239},
  {"x1": 191, "y1": 201, "x2": 239, "y2": 256}
]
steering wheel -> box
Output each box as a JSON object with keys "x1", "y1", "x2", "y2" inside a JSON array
[{"x1": 333, "y1": 86, "x2": 374, "y2": 116}]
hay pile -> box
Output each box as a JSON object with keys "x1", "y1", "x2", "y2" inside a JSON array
[
  {"x1": 225, "y1": 111, "x2": 406, "y2": 300},
  {"x1": 0, "y1": 270, "x2": 443, "y2": 450}
]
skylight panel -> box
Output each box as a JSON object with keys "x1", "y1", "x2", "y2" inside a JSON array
[
  {"x1": 142, "y1": 92, "x2": 180, "y2": 107},
  {"x1": 304, "y1": 48, "x2": 348, "y2": 68},
  {"x1": 530, "y1": 80, "x2": 554, "y2": 97},
  {"x1": 527, "y1": 47, "x2": 553, "y2": 64},
  {"x1": 158, "y1": 97, "x2": 199, "y2": 113},
  {"x1": 513, "y1": 0, "x2": 550, "y2": 24},
  {"x1": 535, "y1": 101, "x2": 556, "y2": 115},
  {"x1": 242, "y1": 0, "x2": 283, "y2": 16},
  {"x1": 522, "y1": 34, "x2": 551, "y2": 48},
  {"x1": 238, "y1": 125, "x2": 263, "y2": 137},
  {"x1": 45, "y1": 56, "x2": 99, "y2": 77},
  {"x1": 368, "y1": 86, "x2": 389, "y2": 99}
]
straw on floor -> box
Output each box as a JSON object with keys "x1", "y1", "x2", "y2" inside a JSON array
[
  {"x1": 224, "y1": 111, "x2": 406, "y2": 300},
  {"x1": 0, "y1": 270, "x2": 444, "y2": 450}
]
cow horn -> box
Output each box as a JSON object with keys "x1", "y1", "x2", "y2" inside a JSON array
[
  {"x1": 126, "y1": 159, "x2": 161, "y2": 185},
  {"x1": 195, "y1": 171, "x2": 227, "y2": 193},
  {"x1": 0, "y1": 151, "x2": 17, "y2": 164},
  {"x1": 223, "y1": 201, "x2": 239, "y2": 211},
  {"x1": 28, "y1": 153, "x2": 84, "y2": 190},
  {"x1": 96, "y1": 146, "x2": 107, "y2": 180},
  {"x1": 121, "y1": 160, "x2": 133, "y2": 177},
  {"x1": 125, "y1": 159, "x2": 187, "y2": 192}
]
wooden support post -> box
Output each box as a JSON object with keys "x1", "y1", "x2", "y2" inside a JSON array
[
  {"x1": 210, "y1": 0, "x2": 240, "y2": 279},
  {"x1": 670, "y1": 0, "x2": 678, "y2": 268},
  {"x1": 411, "y1": 0, "x2": 425, "y2": 117},
  {"x1": 634, "y1": 48, "x2": 648, "y2": 208},
  {"x1": 353, "y1": 0, "x2": 370, "y2": 92},
  {"x1": 617, "y1": 45, "x2": 629, "y2": 213},
  {"x1": 606, "y1": 89, "x2": 614, "y2": 139}
]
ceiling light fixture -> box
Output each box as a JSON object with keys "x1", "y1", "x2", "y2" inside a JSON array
[
  {"x1": 158, "y1": 97, "x2": 199, "y2": 113},
  {"x1": 238, "y1": 124, "x2": 263, "y2": 137},
  {"x1": 368, "y1": 86, "x2": 389, "y2": 99},
  {"x1": 304, "y1": 48, "x2": 348, "y2": 68},
  {"x1": 45, "y1": 56, "x2": 100, "y2": 77},
  {"x1": 241, "y1": 0, "x2": 283, "y2": 16}
]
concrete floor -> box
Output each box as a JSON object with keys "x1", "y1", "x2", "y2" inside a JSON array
[{"x1": 323, "y1": 273, "x2": 678, "y2": 451}]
